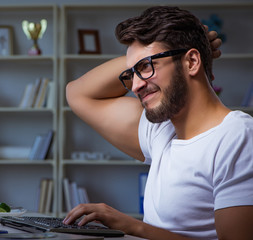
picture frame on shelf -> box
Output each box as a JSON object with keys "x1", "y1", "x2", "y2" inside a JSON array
[
  {"x1": 0, "y1": 26, "x2": 13, "y2": 56},
  {"x1": 78, "y1": 29, "x2": 101, "y2": 54}
]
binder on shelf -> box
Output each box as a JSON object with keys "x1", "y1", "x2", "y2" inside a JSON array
[
  {"x1": 29, "y1": 135, "x2": 45, "y2": 160},
  {"x1": 29, "y1": 130, "x2": 54, "y2": 160},
  {"x1": 37, "y1": 130, "x2": 54, "y2": 160},
  {"x1": 139, "y1": 172, "x2": 148, "y2": 214}
]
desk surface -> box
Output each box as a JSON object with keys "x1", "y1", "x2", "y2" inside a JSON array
[{"x1": 0, "y1": 224, "x2": 146, "y2": 240}]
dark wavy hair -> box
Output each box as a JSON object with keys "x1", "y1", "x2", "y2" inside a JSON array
[{"x1": 115, "y1": 6, "x2": 213, "y2": 82}]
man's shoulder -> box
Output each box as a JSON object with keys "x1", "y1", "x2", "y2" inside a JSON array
[
  {"x1": 216, "y1": 110, "x2": 253, "y2": 147},
  {"x1": 224, "y1": 110, "x2": 253, "y2": 131}
]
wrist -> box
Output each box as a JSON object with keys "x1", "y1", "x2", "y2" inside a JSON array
[{"x1": 126, "y1": 218, "x2": 146, "y2": 238}]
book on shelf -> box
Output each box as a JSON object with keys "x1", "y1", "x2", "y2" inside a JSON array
[
  {"x1": 70, "y1": 181, "x2": 80, "y2": 208},
  {"x1": 63, "y1": 178, "x2": 72, "y2": 212},
  {"x1": 63, "y1": 178, "x2": 90, "y2": 212},
  {"x1": 19, "y1": 82, "x2": 34, "y2": 108},
  {"x1": 19, "y1": 77, "x2": 52, "y2": 109},
  {"x1": 34, "y1": 78, "x2": 50, "y2": 108},
  {"x1": 31, "y1": 78, "x2": 42, "y2": 107},
  {"x1": 29, "y1": 130, "x2": 54, "y2": 160},
  {"x1": 45, "y1": 81, "x2": 55, "y2": 109},
  {"x1": 78, "y1": 187, "x2": 90, "y2": 204},
  {"x1": 241, "y1": 81, "x2": 253, "y2": 107},
  {"x1": 38, "y1": 178, "x2": 53, "y2": 214},
  {"x1": 38, "y1": 179, "x2": 48, "y2": 213},
  {"x1": 45, "y1": 179, "x2": 54, "y2": 214}
]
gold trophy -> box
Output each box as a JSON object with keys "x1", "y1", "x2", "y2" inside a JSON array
[{"x1": 22, "y1": 19, "x2": 47, "y2": 55}]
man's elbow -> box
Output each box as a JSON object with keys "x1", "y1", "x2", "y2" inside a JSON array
[{"x1": 66, "y1": 81, "x2": 76, "y2": 109}]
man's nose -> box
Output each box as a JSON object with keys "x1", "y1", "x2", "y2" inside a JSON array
[{"x1": 131, "y1": 74, "x2": 147, "y2": 93}]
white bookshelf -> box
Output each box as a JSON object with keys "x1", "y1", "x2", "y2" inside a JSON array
[{"x1": 0, "y1": 5, "x2": 58, "y2": 215}]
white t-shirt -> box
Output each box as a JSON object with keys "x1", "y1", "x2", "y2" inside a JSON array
[{"x1": 138, "y1": 110, "x2": 253, "y2": 240}]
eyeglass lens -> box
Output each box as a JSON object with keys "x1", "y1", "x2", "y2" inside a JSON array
[{"x1": 120, "y1": 58, "x2": 153, "y2": 87}]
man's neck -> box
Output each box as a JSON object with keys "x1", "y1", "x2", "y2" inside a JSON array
[{"x1": 171, "y1": 90, "x2": 231, "y2": 140}]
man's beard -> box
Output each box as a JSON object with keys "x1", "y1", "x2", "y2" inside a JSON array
[{"x1": 143, "y1": 65, "x2": 187, "y2": 123}]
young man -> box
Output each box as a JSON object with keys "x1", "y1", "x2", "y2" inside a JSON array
[{"x1": 64, "y1": 6, "x2": 253, "y2": 240}]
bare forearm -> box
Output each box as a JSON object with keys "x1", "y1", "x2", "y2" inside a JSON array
[
  {"x1": 66, "y1": 56, "x2": 128, "y2": 103},
  {"x1": 127, "y1": 218, "x2": 195, "y2": 240}
]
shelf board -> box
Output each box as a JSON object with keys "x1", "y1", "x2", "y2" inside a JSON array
[
  {"x1": 219, "y1": 53, "x2": 253, "y2": 60},
  {"x1": 62, "y1": 159, "x2": 146, "y2": 166},
  {"x1": 0, "y1": 5, "x2": 56, "y2": 11},
  {"x1": 0, "y1": 107, "x2": 54, "y2": 112},
  {"x1": 0, "y1": 159, "x2": 55, "y2": 165},
  {"x1": 0, "y1": 55, "x2": 55, "y2": 61}
]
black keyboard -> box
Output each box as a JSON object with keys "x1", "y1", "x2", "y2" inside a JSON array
[{"x1": 0, "y1": 216, "x2": 125, "y2": 237}]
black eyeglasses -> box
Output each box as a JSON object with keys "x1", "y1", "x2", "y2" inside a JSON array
[{"x1": 119, "y1": 48, "x2": 188, "y2": 91}]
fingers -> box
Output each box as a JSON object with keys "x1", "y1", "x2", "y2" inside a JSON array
[
  {"x1": 63, "y1": 204, "x2": 90, "y2": 225},
  {"x1": 210, "y1": 38, "x2": 222, "y2": 58},
  {"x1": 78, "y1": 212, "x2": 98, "y2": 226},
  {"x1": 209, "y1": 32, "x2": 222, "y2": 58},
  {"x1": 212, "y1": 48, "x2": 222, "y2": 59},
  {"x1": 207, "y1": 29, "x2": 218, "y2": 42},
  {"x1": 63, "y1": 203, "x2": 107, "y2": 226},
  {"x1": 205, "y1": 27, "x2": 222, "y2": 59}
]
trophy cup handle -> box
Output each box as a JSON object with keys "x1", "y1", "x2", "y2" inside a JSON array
[
  {"x1": 22, "y1": 20, "x2": 31, "y2": 39},
  {"x1": 39, "y1": 19, "x2": 47, "y2": 38}
]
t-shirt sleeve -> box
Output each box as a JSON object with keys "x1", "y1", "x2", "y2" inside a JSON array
[{"x1": 213, "y1": 125, "x2": 253, "y2": 210}]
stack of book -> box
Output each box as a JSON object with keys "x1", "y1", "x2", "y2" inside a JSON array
[
  {"x1": 19, "y1": 77, "x2": 54, "y2": 109},
  {"x1": 63, "y1": 178, "x2": 90, "y2": 212}
]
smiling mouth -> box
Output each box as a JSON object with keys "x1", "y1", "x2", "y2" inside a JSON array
[{"x1": 138, "y1": 90, "x2": 158, "y2": 105}]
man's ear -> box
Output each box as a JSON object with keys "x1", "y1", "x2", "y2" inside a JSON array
[{"x1": 184, "y1": 48, "x2": 201, "y2": 77}]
